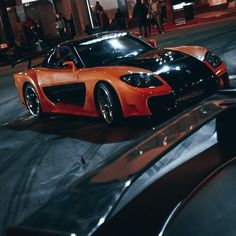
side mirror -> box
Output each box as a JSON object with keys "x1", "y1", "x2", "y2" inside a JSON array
[
  {"x1": 148, "y1": 39, "x2": 157, "y2": 48},
  {"x1": 63, "y1": 61, "x2": 76, "y2": 71}
]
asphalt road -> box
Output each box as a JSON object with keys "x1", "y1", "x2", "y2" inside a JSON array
[{"x1": 0, "y1": 17, "x2": 236, "y2": 236}]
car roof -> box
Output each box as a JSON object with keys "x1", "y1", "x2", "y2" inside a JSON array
[{"x1": 58, "y1": 31, "x2": 130, "y2": 48}]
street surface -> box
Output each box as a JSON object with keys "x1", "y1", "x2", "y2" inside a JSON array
[{"x1": 0, "y1": 17, "x2": 236, "y2": 236}]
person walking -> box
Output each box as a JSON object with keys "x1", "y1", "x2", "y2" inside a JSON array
[
  {"x1": 14, "y1": 16, "x2": 26, "y2": 57},
  {"x1": 114, "y1": 8, "x2": 126, "y2": 30},
  {"x1": 23, "y1": 16, "x2": 38, "y2": 51},
  {"x1": 149, "y1": 0, "x2": 164, "y2": 34},
  {"x1": 94, "y1": 1, "x2": 103, "y2": 27},
  {"x1": 160, "y1": 0, "x2": 167, "y2": 24},
  {"x1": 67, "y1": 12, "x2": 76, "y2": 38},
  {"x1": 55, "y1": 13, "x2": 67, "y2": 37},
  {"x1": 144, "y1": 0, "x2": 151, "y2": 36},
  {"x1": 133, "y1": 0, "x2": 149, "y2": 37},
  {"x1": 98, "y1": 6, "x2": 110, "y2": 30}
]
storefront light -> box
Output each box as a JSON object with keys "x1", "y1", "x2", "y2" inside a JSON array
[
  {"x1": 21, "y1": 0, "x2": 38, "y2": 3},
  {"x1": 173, "y1": 2, "x2": 194, "y2": 10},
  {"x1": 81, "y1": 32, "x2": 127, "y2": 45}
]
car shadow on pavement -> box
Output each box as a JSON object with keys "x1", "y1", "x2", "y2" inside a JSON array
[{"x1": 3, "y1": 114, "x2": 169, "y2": 144}]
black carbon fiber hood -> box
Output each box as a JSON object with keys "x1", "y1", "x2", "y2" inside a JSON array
[
  {"x1": 114, "y1": 49, "x2": 218, "y2": 98},
  {"x1": 112, "y1": 48, "x2": 185, "y2": 72}
]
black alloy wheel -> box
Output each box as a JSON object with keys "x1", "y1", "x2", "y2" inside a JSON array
[
  {"x1": 24, "y1": 84, "x2": 42, "y2": 117},
  {"x1": 96, "y1": 83, "x2": 122, "y2": 125}
]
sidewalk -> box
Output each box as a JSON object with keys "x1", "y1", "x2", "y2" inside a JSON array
[
  {"x1": 132, "y1": 2, "x2": 236, "y2": 35},
  {"x1": 166, "y1": 3, "x2": 236, "y2": 31}
]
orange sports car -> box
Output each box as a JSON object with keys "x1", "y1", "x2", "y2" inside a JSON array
[{"x1": 14, "y1": 31, "x2": 230, "y2": 124}]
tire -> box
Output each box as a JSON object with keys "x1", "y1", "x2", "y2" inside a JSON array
[
  {"x1": 96, "y1": 83, "x2": 122, "y2": 125},
  {"x1": 24, "y1": 84, "x2": 43, "y2": 117}
]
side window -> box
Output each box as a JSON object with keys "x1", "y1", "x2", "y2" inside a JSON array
[
  {"x1": 45, "y1": 46, "x2": 84, "y2": 69},
  {"x1": 46, "y1": 48, "x2": 63, "y2": 68},
  {"x1": 60, "y1": 46, "x2": 83, "y2": 68},
  {"x1": 79, "y1": 42, "x2": 115, "y2": 67},
  {"x1": 60, "y1": 47, "x2": 74, "y2": 62}
]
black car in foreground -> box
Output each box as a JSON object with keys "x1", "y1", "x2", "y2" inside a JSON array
[
  {"x1": 7, "y1": 89, "x2": 236, "y2": 236},
  {"x1": 159, "y1": 154, "x2": 236, "y2": 236}
]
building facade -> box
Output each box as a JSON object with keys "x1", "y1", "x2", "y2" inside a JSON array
[
  {"x1": 0, "y1": 0, "x2": 130, "y2": 43},
  {"x1": 0, "y1": 0, "x2": 232, "y2": 43}
]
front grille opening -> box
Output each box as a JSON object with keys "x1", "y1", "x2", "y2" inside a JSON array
[{"x1": 147, "y1": 93, "x2": 176, "y2": 116}]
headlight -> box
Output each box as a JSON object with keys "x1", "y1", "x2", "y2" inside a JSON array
[
  {"x1": 205, "y1": 51, "x2": 222, "y2": 68},
  {"x1": 120, "y1": 73, "x2": 163, "y2": 88}
]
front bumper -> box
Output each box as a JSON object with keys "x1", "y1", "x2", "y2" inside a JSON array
[{"x1": 147, "y1": 78, "x2": 219, "y2": 116}]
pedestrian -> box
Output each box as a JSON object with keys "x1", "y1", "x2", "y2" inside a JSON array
[
  {"x1": 55, "y1": 13, "x2": 67, "y2": 37},
  {"x1": 23, "y1": 16, "x2": 37, "y2": 49},
  {"x1": 160, "y1": 0, "x2": 167, "y2": 24},
  {"x1": 149, "y1": 0, "x2": 164, "y2": 34},
  {"x1": 133, "y1": 0, "x2": 149, "y2": 37},
  {"x1": 98, "y1": 6, "x2": 110, "y2": 30},
  {"x1": 144, "y1": 0, "x2": 151, "y2": 36},
  {"x1": 94, "y1": 1, "x2": 103, "y2": 27},
  {"x1": 14, "y1": 16, "x2": 26, "y2": 57},
  {"x1": 67, "y1": 12, "x2": 76, "y2": 38},
  {"x1": 114, "y1": 8, "x2": 126, "y2": 29}
]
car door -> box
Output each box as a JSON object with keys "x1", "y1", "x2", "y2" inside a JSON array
[{"x1": 38, "y1": 46, "x2": 86, "y2": 110}]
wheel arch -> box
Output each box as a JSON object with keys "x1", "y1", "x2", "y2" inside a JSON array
[
  {"x1": 23, "y1": 82, "x2": 44, "y2": 117},
  {"x1": 22, "y1": 81, "x2": 38, "y2": 103},
  {"x1": 94, "y1": 80, "x2": 124, "y2": 116},
  {"x1": 22, "y1": 79, "x2": 46, "y2": 113}
]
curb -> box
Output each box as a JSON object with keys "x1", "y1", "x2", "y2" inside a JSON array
[
  {"x1": 131, "y1": 10, "x2": 236, "y2": 36},
  {"x1": 164, "y1": 11, "x2": 236, "y2": 32}
]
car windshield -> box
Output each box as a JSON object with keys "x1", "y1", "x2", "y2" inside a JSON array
[{"x1": 74, "y1": 33, "x2": 152, "y2": 67}]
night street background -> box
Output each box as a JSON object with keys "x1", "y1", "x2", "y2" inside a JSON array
[{"x1": 0, "y1": 17, "x2": 236, "y2": 236}]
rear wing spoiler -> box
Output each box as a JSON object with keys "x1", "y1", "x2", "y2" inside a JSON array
[{"x1": 11, "y1": 49, "x2": 49, "y2": 69}]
